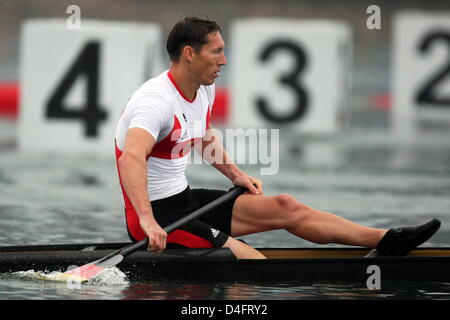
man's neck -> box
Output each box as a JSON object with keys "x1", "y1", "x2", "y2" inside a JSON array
[{"x1": 169, "y1": 64, "x2": 200, "y2": 101}]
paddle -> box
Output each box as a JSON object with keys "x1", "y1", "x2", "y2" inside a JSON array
[{"x1": 56, "y1": 186, "x2": 247, "y2": 283}]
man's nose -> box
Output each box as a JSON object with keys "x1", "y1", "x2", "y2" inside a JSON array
[{"x1": 219, "y1": 53, "x2": 227, "y2": 66}]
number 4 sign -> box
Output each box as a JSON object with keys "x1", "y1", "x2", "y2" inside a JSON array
[
  {"x1": 18, "y1": 19, "x2": 162, "y2": 154},
  {"x1": 229, "y1": 19, "x2": 352, "y2": 135},
  {"x1": 46, "y1": 42, "x2": 107, "y2": 138}
]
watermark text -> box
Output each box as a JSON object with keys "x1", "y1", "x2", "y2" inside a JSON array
[
  {"x1": 366, "y1": 5, "x2": 381, "y2": 30},
  {"x1": 66, "y1": 5, "x2": 81, "y2": 30}
]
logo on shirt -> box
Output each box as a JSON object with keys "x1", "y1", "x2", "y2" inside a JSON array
[
  {"x1": 210, "y1": 228, "x2": 220, "y2": 238},
  {"x1": 180, "y1": 129, "x2": 189, "y2": 141}
]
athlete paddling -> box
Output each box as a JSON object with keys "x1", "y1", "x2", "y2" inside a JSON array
[{"x1": 114, "y1": 17, "x2": 440, "y2": 259}]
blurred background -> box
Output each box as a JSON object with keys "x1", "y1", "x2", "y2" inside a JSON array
[
  {"x1": 0, "y1": 0, "x2": 449, "y2": 247},
  {"x1": 1, "y1": 0, "x2": 450, "y2": 300},
  {"x1": 1, "y1": 0, "x2": 449, "y2": 126}
]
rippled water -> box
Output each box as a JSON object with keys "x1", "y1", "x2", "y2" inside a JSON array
[
  {"x1": 1, "y1": 276, "x2": 450, "y2": 300},
  {"x1": 1, "y1": 118, "x2": 450, "y2": 300}
]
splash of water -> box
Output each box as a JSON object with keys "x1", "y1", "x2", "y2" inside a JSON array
[{"x1": 8, "y1": 267, "x2": 129, "y2": 287}]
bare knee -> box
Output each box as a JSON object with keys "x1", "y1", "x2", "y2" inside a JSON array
[
  {"x1": 273, "y1": 194, "x2": 312, "y2": 226},
  {"x1": 274, "y1": 194, "x2": 310, "y2": 213}
]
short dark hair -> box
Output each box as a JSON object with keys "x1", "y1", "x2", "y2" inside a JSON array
[{"x1": 166, "y1": 17, "x2": 222, "y2": 62}]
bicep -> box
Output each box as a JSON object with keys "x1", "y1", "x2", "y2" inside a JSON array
[
  {"x1": 125, "y1": 96, "x2": 172, "y2": 158},
  {"x1": 123, "y1": 127, "x2": 156, "y2": 160}
]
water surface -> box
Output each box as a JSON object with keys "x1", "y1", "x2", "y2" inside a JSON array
[{"x1": 1, "y1": 120, "x2": 449, "y2": 300}]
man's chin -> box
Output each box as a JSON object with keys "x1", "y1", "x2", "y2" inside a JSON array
[{"x1": 202, "y1": 78, "x2": 216, "y2": 86}]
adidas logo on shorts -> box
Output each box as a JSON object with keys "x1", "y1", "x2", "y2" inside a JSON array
[{"x1": 210, "y1": 228, "x2": 220, "y2": 238}]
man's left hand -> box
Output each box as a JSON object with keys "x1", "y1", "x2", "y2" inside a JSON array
[{"x1": 232, "y1": 174, "x2": 263, "y2": 195}]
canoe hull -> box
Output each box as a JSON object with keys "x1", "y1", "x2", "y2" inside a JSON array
[{"x1": 1, "y1": 242, "x2": 450, "y2": 283}]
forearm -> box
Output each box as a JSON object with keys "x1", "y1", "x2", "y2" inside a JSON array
[
  {"x1": 211, "y1": 158, "x2": 245, "y2": 182},
  {"x1": 199, "y1": 128, "x2": 245, "y2": 182}
]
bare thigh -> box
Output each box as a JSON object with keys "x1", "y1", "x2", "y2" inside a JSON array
[
  {"x1": 230, "y1": 193, "x2": 386, "y2": 248},
  {"x1": 230, "y1": 193, "x2": 300, "y2": 236}
]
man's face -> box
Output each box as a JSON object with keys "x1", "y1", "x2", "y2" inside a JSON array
[{"x1": 190, "y1": 31, "x2": 227, "y2": 85}]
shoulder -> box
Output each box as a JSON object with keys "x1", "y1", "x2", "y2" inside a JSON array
[
  {"x1": 133, "y1": 71, "x2": 174, "y2": 103},
  {"x1": 128, "y1": 71, "x2": 176, "y2": 115}
]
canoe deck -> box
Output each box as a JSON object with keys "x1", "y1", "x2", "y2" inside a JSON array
[
  {"x1": 1, "y1": 242, "x2": 450, "y2": 283},
  {"x1": 261, "y1": 247, "x2": 450, "y2": 258},
  {"x1": 2, "y1": 242, "x2": 450, "y2": 257}
]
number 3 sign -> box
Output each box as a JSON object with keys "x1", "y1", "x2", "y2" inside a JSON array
[
  {"x1": 18, "y1": 20, "x2": 162, "y2": 154},
  {"x1": 229, "y1": 19, "x2": 352, "y2": 134}
]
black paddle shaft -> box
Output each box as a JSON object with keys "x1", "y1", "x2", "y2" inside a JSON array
[{"x1": 118, "y1": 186, "x2": 247, "y2": 257}]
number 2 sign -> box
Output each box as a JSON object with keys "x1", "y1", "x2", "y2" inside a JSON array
[
  {"x1": 18, "y1": 19, "x2": 162, "y2": 154},
  {"x1": 229, "y1": 19, "x2": 352, "y2": 134},
  {"x1": 392, "y1": 12, "x2": 450, "y2": 137}
]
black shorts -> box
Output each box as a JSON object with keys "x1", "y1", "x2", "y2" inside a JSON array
[{"x1": 128, "y1": 186, "x2": 238, "y2": 249}]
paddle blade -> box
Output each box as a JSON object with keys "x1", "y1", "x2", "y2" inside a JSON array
[
  {"x1": 51, "y1": 271, "x2": 90, "y2": 283},
  {"x1": 59, "y1": 254, "x2": 124, "y2": 283}
]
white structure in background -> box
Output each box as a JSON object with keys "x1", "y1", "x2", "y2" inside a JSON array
[
  {"x1": 229, "y1": 18, "x2": 353, "y2": 135},
  {"x1": 392, "y1": 12, "x2": 450, "y2": 138},
  {"x1": 19, "y1": 19, "x2": 163, "y2": 154}
]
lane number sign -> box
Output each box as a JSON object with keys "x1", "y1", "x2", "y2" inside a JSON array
[
  {"x1": 19, "y1": 19, "x2": 162, "y2": 154},
  {"x1": 229, "y1": 19, "x2": 352, "y2": 134}
]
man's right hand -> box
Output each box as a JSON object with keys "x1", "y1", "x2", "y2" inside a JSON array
[{"x1": 140, "y1": 218, "x2": 167, "y2": 252}]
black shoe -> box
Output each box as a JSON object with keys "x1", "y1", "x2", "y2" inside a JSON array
[{"x1": 374, "y1": 218, "x2": 441, "y2": 256}]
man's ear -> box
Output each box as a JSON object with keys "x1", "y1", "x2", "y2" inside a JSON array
[{"x1": 182, "y1": 46, "x2": 195, "y2": 63}]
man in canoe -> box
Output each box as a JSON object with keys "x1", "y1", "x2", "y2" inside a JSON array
[{"x1": 114, "y1": 16, "x2": 440, "y2": 259}]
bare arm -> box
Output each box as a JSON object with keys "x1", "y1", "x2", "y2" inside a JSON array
[
  {"x1": 118, "y1": 127, "x2": 167, "y2": 251},
  {"x1": 196, "y1": 125, "x2": 262, "y2": 195}
]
